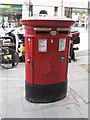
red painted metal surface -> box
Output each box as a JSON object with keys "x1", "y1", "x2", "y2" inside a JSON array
[
  {"x1": 20, "y1": 17, "x2": 75, "y2": 28},
  {"x1": 33, "y1": 34, "x2": 69, "y2": 85},
  {"x1": 71, "y1": 32, "x2": 80, "y2": 37},
  {"x1": 20, "y1": 17, "x2": 75, "y2": 85}
]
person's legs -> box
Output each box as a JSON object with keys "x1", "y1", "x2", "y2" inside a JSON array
[
  {"x1": 70, "y1": 43, "x2": 77, "y2": 62},
  {"x1": 72, "y1": 49, "x2": 77, "y2": 62}
]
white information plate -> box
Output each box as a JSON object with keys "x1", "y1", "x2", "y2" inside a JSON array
[
  {"x1": 38, "y1": 39, "x2": 47, "y2": 52},
  {"x1": 59, "y1": 38, "x2": 66, "y2": 51},
  {"x1": 51, "y1": 31, "x2": 57, "y2": 36}
]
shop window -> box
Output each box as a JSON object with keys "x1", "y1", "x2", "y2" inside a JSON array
[{"x1": 54, "y1": 7, "x2": 58, "y2": 16}]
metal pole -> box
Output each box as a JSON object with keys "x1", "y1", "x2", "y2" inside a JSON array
[
  {"x1": 61, "y1": 0, "x2": 64, "y2": 17},
  {"x1": 29, "y1": 0, "x2": 31, "y2": 17}
]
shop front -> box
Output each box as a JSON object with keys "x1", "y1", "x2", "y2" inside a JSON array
[
  {"x1": 0, "y1": 4, "x2": 22, "y2": 27},
  {"x1": 64, "y1": 7, "x2": 88, "y2": 27}
]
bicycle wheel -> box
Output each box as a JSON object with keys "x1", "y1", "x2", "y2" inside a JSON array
[{"x1": 0, "y1": 47, "x2": 19, "y2": 69}]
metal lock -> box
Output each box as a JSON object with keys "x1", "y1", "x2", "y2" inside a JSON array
[{"x1": 27, "y1": 59, "x2": 30, "y2": 63}]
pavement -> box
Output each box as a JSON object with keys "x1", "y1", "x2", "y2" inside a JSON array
[
  {"x1": 72, "y1": 27, "x2": 88, "y2": 52},
  {"x1": 0, "y1": 49, "x2": 88, "y2": 119},
  {"x1": 0, "y1": 27, "x2": 89, "y2": 119}
]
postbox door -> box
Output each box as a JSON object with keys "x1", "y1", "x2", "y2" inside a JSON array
[
  {"x1": 34, "y1": 36, "x2": 69, "y2": 85},
  {"x1": 25, "y1": 37, "x2": 34, "y2": 84}
]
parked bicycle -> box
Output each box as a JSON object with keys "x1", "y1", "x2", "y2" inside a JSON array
[
  {"x1": 0, "y1": 36, "x2": 19, "y2": 69},
  {"x1": 0, "y1": 46, "x2": 19, "y2": 69}
]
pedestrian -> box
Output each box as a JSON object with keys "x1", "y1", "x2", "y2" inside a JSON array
[
  {"x1": 85, "y1": 19, "x2": 88, "y2": 31},
  {"x1": 69, "y1": 39, "x2": 77, "y2": 62},
  {"x1": 85, "y1": 13, "x2": 88, "y2": 31}
]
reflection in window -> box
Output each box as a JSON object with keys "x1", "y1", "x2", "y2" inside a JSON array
[{"x1": 54, "y1": 7, "x2": 58, "y2": 16}]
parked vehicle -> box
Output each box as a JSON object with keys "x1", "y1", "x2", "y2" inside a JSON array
[
  {"x1": 69, "y1": 29, "x2": 80, "y2": 62},
  {"x1": 0, "y1": 26, "x2": 16, "y2": 50},
  {"x1": 0, "y1": 32, "x2": 19, "y2": 69},
  {"x1": 17, "y1": 27, "x2": 25, "y2": 62}
]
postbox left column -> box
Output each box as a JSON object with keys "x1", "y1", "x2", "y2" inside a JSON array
[{"x1": 24, "y1": 28, "x2": 35, "y2": 85}]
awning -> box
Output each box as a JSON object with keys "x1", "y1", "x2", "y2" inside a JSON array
[{"x1": 0, "y1": 4, "x2": 22, "y2": 9}]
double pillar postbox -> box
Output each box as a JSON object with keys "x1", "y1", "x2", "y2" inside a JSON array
[{"x1": 20, "y1": 17, "x2": 75, "y2": 103}]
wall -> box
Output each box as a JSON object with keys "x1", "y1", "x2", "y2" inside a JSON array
[
  {"x1": 21, "y1": 0, "x2": 63, "y2": 18},
  {"x1": 31, "y1": 0, "x2": 61, "y2": 6},
  {"x1": 0, "y1": 0, "x2": 24, "y2": 5},
  {"x1": 0, "y1": 0, "x2": 88, "y2": 19},
  {"x1": 33, "y1": 6, "x2": 61, "y2": 17},
  {"x1": 64, "y1": 0, "x2": 88, "y2": 9},
  {"x1": 0, "y1": 0, "x2": 64, "y2": 18}
]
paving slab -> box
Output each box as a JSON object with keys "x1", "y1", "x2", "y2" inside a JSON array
[
  {"x1": 42, "y1": 104, "x2": 83, "y2": 118},
  {"x1": 68, "y1": 87, "x2": 88, "y2": 118},
  {"x1": 68, "y1": 71, "x2": 86, "y2": 81},
  {"x1": 68, "y1": 87, "x2": 86, "y2": 103},
  {"x1": 0, "y1": 88, "x2": 2, "y2": 102},
  {"x1": 19, "y1": 86, "x2": 77, "y2": 112},
  {"x1": 0, "y1": 49, "x2": 88, "y2": 118},
  {"x1": 1, "y1": 79, "x2": 24, "y2": 88},
  {"x1": 74, "y1": 103, "x2": 88, "y2": 118},
  {"x1": 0, "y1": 102, "x2": 2, "y2": 117},
  {"x1": 2, "y1": 88, "x2": 22, "y2": 104},
  {"x1": 2, "y1": 100, "x2": 45, "y2": 118}
]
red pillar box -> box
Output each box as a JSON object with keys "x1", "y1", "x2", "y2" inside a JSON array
[{"x1": 20, "y1": 17, "x2": 75, "y2": 103}]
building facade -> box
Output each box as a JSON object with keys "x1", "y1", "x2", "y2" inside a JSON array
[
  {"x1": 64, "y1": 0, "x2": 88, "y2": 17},
  {"x1": 22, "y1": 0, "x2": 64, "y2": 19},
  {"x1": 0, "y1": 0, "x2": 88, "y2": 27},
  {"x1": 0, "y1": 0, "x2": 64, "y2": 27},
  {"x1": 0, "y1": 0, "x2": 23, "y2": 27}
]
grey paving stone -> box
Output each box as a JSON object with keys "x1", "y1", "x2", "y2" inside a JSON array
[
  {"x1": 4, "y1": 104, "x2": 45, "y2": 118},
  {"x1": 68, "y1": 64, "x2": 83, "y2": 72},
  {"x1": 0, "y1": 50, "x2": 88, "y2": 118},
  {"x1": 68, "y1": 87, "x2": 88, "y2": 104},
  {"x1": 69, "y1": 69, "x2": 88, "y2": 79},
  {"x1": 19, "y1": 86, "x2": 77, "y2": 112},
  {"x1": 2, "y1": 87, "x2": 22, "y2": 105},
  {"x1": 2, "y1": 101, "x2": 7, "y2": 118},
  {"x1": 0, "y1": 89, "x2": 2, "y2": 103},
  {"x1": 69, "y1": 81, "x2": 88, "y2": 102},
  {"x1": 2, "y1": 103, "x2": 23, "y2": 118},
  {"x1": 0, "y1": 102, "x2": 2, "y2": 117},
  {"x1": 74, "y1": 103, "x2": 88, "y2": 118},
  {"x1": 0, "y1": 115, "x2": 2, "y2": 120},
  {"x1": 68, "y1": 71, "x2": 86, "y2": 81},
  {"x1": 42, "y1": 104, "x2": 83, "y2": 118},
  {"x1": 1, "y1": 79, "x2": 24, "y2": 89}
]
